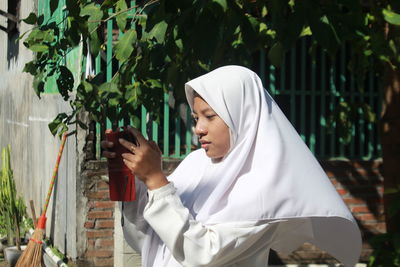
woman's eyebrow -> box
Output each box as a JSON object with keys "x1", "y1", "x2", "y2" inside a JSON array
[{"x1": 193, "y1": 108, "x2": 213, "y2": 115}]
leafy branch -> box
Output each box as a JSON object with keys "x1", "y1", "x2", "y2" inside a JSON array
[{"x1": 19, "y1": 0, "x2": 400, "y2": 141}]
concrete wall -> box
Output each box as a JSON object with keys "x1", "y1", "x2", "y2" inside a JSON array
[{"x1": 0, "y1": 0, "x2": 83, "y2": 260}]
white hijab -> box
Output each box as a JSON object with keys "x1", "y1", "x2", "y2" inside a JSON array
[{"x1": 143, "y1": 65, "x2": 361, "y2": 266}]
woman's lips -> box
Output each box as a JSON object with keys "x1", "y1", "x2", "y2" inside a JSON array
[
  {"x1": 201, "y1": 143, "x2": 209, "y2": 149},
  {"x1": 200, "y1": 141, "x2": 211, "y2": 149}
]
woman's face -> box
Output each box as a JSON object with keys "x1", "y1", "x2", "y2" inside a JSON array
[{"x1": 192, "y1": 96, "x2": 230, "y2": 160}]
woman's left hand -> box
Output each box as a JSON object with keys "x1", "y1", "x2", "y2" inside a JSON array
[{"x1": 119, "y1": 126, "x2": 169, "y2": 190}]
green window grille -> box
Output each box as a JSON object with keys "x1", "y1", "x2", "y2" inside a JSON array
[{"x1": 259, "y1": 38, "x2": 381, "y2": 160}]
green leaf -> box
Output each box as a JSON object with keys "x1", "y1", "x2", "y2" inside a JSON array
[
  {"x1": 138, "y1": 13, "x2": 147, "y2": 30},
  {"x1": 116, "y1": 0, "x2": 128, "y2": 31},
  {"x1": 383, "y1": 9, "x2": 400, "y2": 26},
  {"x1": 175, "y1": 38, "x2": 183, "y2": 51},
  {"x1": 15, "y1": 30, "x2": 30, "y2": 42},
  {"x1": 212, "y1": 0, "x2": 227, "y2": 12},
  {"x1": 148, "y1": 21, "x2": 168, "y2": 43},
  {"x1": 89, "y1": 31, "x2": 101, "y2": 56},
  {"x1": 115, "y1": 29, "x2": 137, "y2": 63},
  {"x1": 37, "y1": 14, "x2": 44, "y2": 25},
  {"x1": 24, "y1": 29, "x2": 42, "y2": 45},
  {"x1": 48, "y1": 113, "x2": 68, "y2": 136},
  {"x1": 310, "y1": 18, "x2": 339, "y2": 54},
  {"x1": 29, "y1": 44, "x2": 48, "y2": 52},
  {"x1": 101, "y1": 0, "x2": 118, "y2": 9},
  {"x1": 300, "y1": 26, "x2": 311, "y2": 37},
  {"x1": 22, "y1": 13, "x2": 37, "y2": 25},
  {"x1": 24, "y1": 29, "x2": 54, "y2": 47},
  {"x1": 91, "y1": 72, "x2": 105, "y2": 85},
  {"x1": 147, "y1": 79, "x2": 162, "y2": 88},
  {"x1": 109, "y1": 98, "x2": 119, "y2": 107},
  {"x1": 306, "y1": 4, "x2": 340, "y2": 55},
  {"x1": 98, "y1": 82, "x2": 120, "y2": 121},
  {"x1": 268, "y1": 42, "x2": 284, "y2": 67},
  {"x1": 99, "y1": 82, "x2": 119, "y2": 94},
  {"x1": 262, "y1": 6, "x2": 268, "y2": 17},
  {"x1": 65, "y1": 17, "x2": 81, "y2": 46},
  {"x1": 42, "y1": 30, "x2": 55, "y2": 43},
  {"x1": 81, "y1": 81, "x2": 93, "y2": 93},
  {"x1": 361, "y1": 104, "x2": 376, "y2": 122},
  {"x1": 125, "y1": 84, "x2": 138, "y2": 104},
  {"x1": 80, "y1": 3, "x2": 103, "y2": 33},
  {"x1": 57, "y1": 66, "x2": 74, "y2": 100},
  {"x1": 33, "y1": 78, "x2": 45, "y2": 99},
  {"x1": 23, "y1": 62, "x2": 37, "y2": 75}
]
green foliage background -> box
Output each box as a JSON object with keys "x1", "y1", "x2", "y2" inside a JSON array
[
  {"x1": 21, "y1": 0, "x2": 400, "y2": 137},
  {"x1": 0, "y1": 146, "x2": 28, "y2": 249}
]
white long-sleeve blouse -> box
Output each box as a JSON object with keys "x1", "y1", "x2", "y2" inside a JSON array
[{"x1": 120, "y1": 179, "x2": 311, "y2": 267}]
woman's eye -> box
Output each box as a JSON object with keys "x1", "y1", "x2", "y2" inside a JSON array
[
  {"x1": 206, "y1": 115, "x2": 216, "y2": 119},
  {"x1": 192, "y1": 117, "x2": 198, "y2": 123}
]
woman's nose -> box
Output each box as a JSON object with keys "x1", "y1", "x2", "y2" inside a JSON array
[{"x1": 194, "y1": 121, "x2": 207, "y2": 136}]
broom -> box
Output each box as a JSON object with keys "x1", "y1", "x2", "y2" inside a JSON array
[{"x1": 15, "y1": 133, "x2": 69, "y2": 267}]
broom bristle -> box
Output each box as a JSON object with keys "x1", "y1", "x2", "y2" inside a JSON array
[{"x1": 15, "y1": 228, "x2": 44, "y2": 267}]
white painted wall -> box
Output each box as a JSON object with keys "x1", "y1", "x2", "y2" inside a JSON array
[
  {"x1": 114, "y1": 206, "x2": 142, "y2": 267},
  {"x1": 0, "y1": 0, "x2": 83, "y2": 260}
]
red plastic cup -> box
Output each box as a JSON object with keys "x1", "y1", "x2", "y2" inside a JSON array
[{"x1": 105, "y1": 129, "x2": 136, "y2": 201}]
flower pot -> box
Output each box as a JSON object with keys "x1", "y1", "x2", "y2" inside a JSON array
[
  {"x1": 4, "y1": 245, "x2": 26, "y2": 267},
  {"x1": 105, "y1": 129, "x2": 136, "y2": 201}
]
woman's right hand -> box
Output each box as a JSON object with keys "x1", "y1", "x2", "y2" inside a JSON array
[{"x1": 101, "y1": 140, "x2": 116, "y2": 159}]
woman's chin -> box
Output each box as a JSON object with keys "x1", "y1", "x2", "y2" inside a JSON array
[
  {"x1": 204, "y1": 150, "x2": 224, "y2": 162},
  {"x1": 204, "y1": 149, "x2": 214, "y2": 158}
]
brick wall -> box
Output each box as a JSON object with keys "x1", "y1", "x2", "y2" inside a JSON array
[
  {"x1": 78, "y1": 158, "x2": 384, "y2": 266},
  {"x1": 81, "y1": 160, "x2": 115, "y2": 267}
]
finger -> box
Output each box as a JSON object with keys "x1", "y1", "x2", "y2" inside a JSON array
[
  {"x1": 127, "y1": 125, "x2": 147, "y2": 146},
  {"x1": 106, "y1": 128, "x2": 120, "y2": 133},
  {"x1": 102, "y1": 151, "x2": 116, "y2": 158},
  {"x1": 101, "y1": 140, "x2": 114, "y2": 149},
  {"x1": 121, "y1": 152, "x2": 136, "y2": 161},
  {"x1": 122, "y1": 158, "x2": 136, "y2": 173},
  {"x1": 119, "y1": 138, "x2": 137, "y2": 152}
]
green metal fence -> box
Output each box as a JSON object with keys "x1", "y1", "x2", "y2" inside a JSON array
[
  {"x1": 93, "y1": 34, "x2": 381, "y2": 160},
  {"x1": 39, "y1": 0, "x2": 381, "y2": 160},
  {"x1": 261, "y1": 38, "x2": 381, "y2": 160}
]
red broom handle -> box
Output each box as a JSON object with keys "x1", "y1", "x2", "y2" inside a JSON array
[{"x1": 41, "y1": 133, "x2": 68, "y2": 215}]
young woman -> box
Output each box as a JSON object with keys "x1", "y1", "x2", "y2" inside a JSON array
[{"x1": 102, "y1": 65, "x2": 361, "y2": 266}]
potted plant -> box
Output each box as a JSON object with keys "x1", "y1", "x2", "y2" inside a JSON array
[{"x1": 0, "y1": 146, "x2": 28, "y2": 267}]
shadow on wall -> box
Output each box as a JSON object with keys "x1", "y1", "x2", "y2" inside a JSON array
[
  {"x1": 4, "y1": 0, "x2": 21, "y2": 68},
  {"x1": 8, "y1": 31, "x2": 19, "y2": 68}
]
